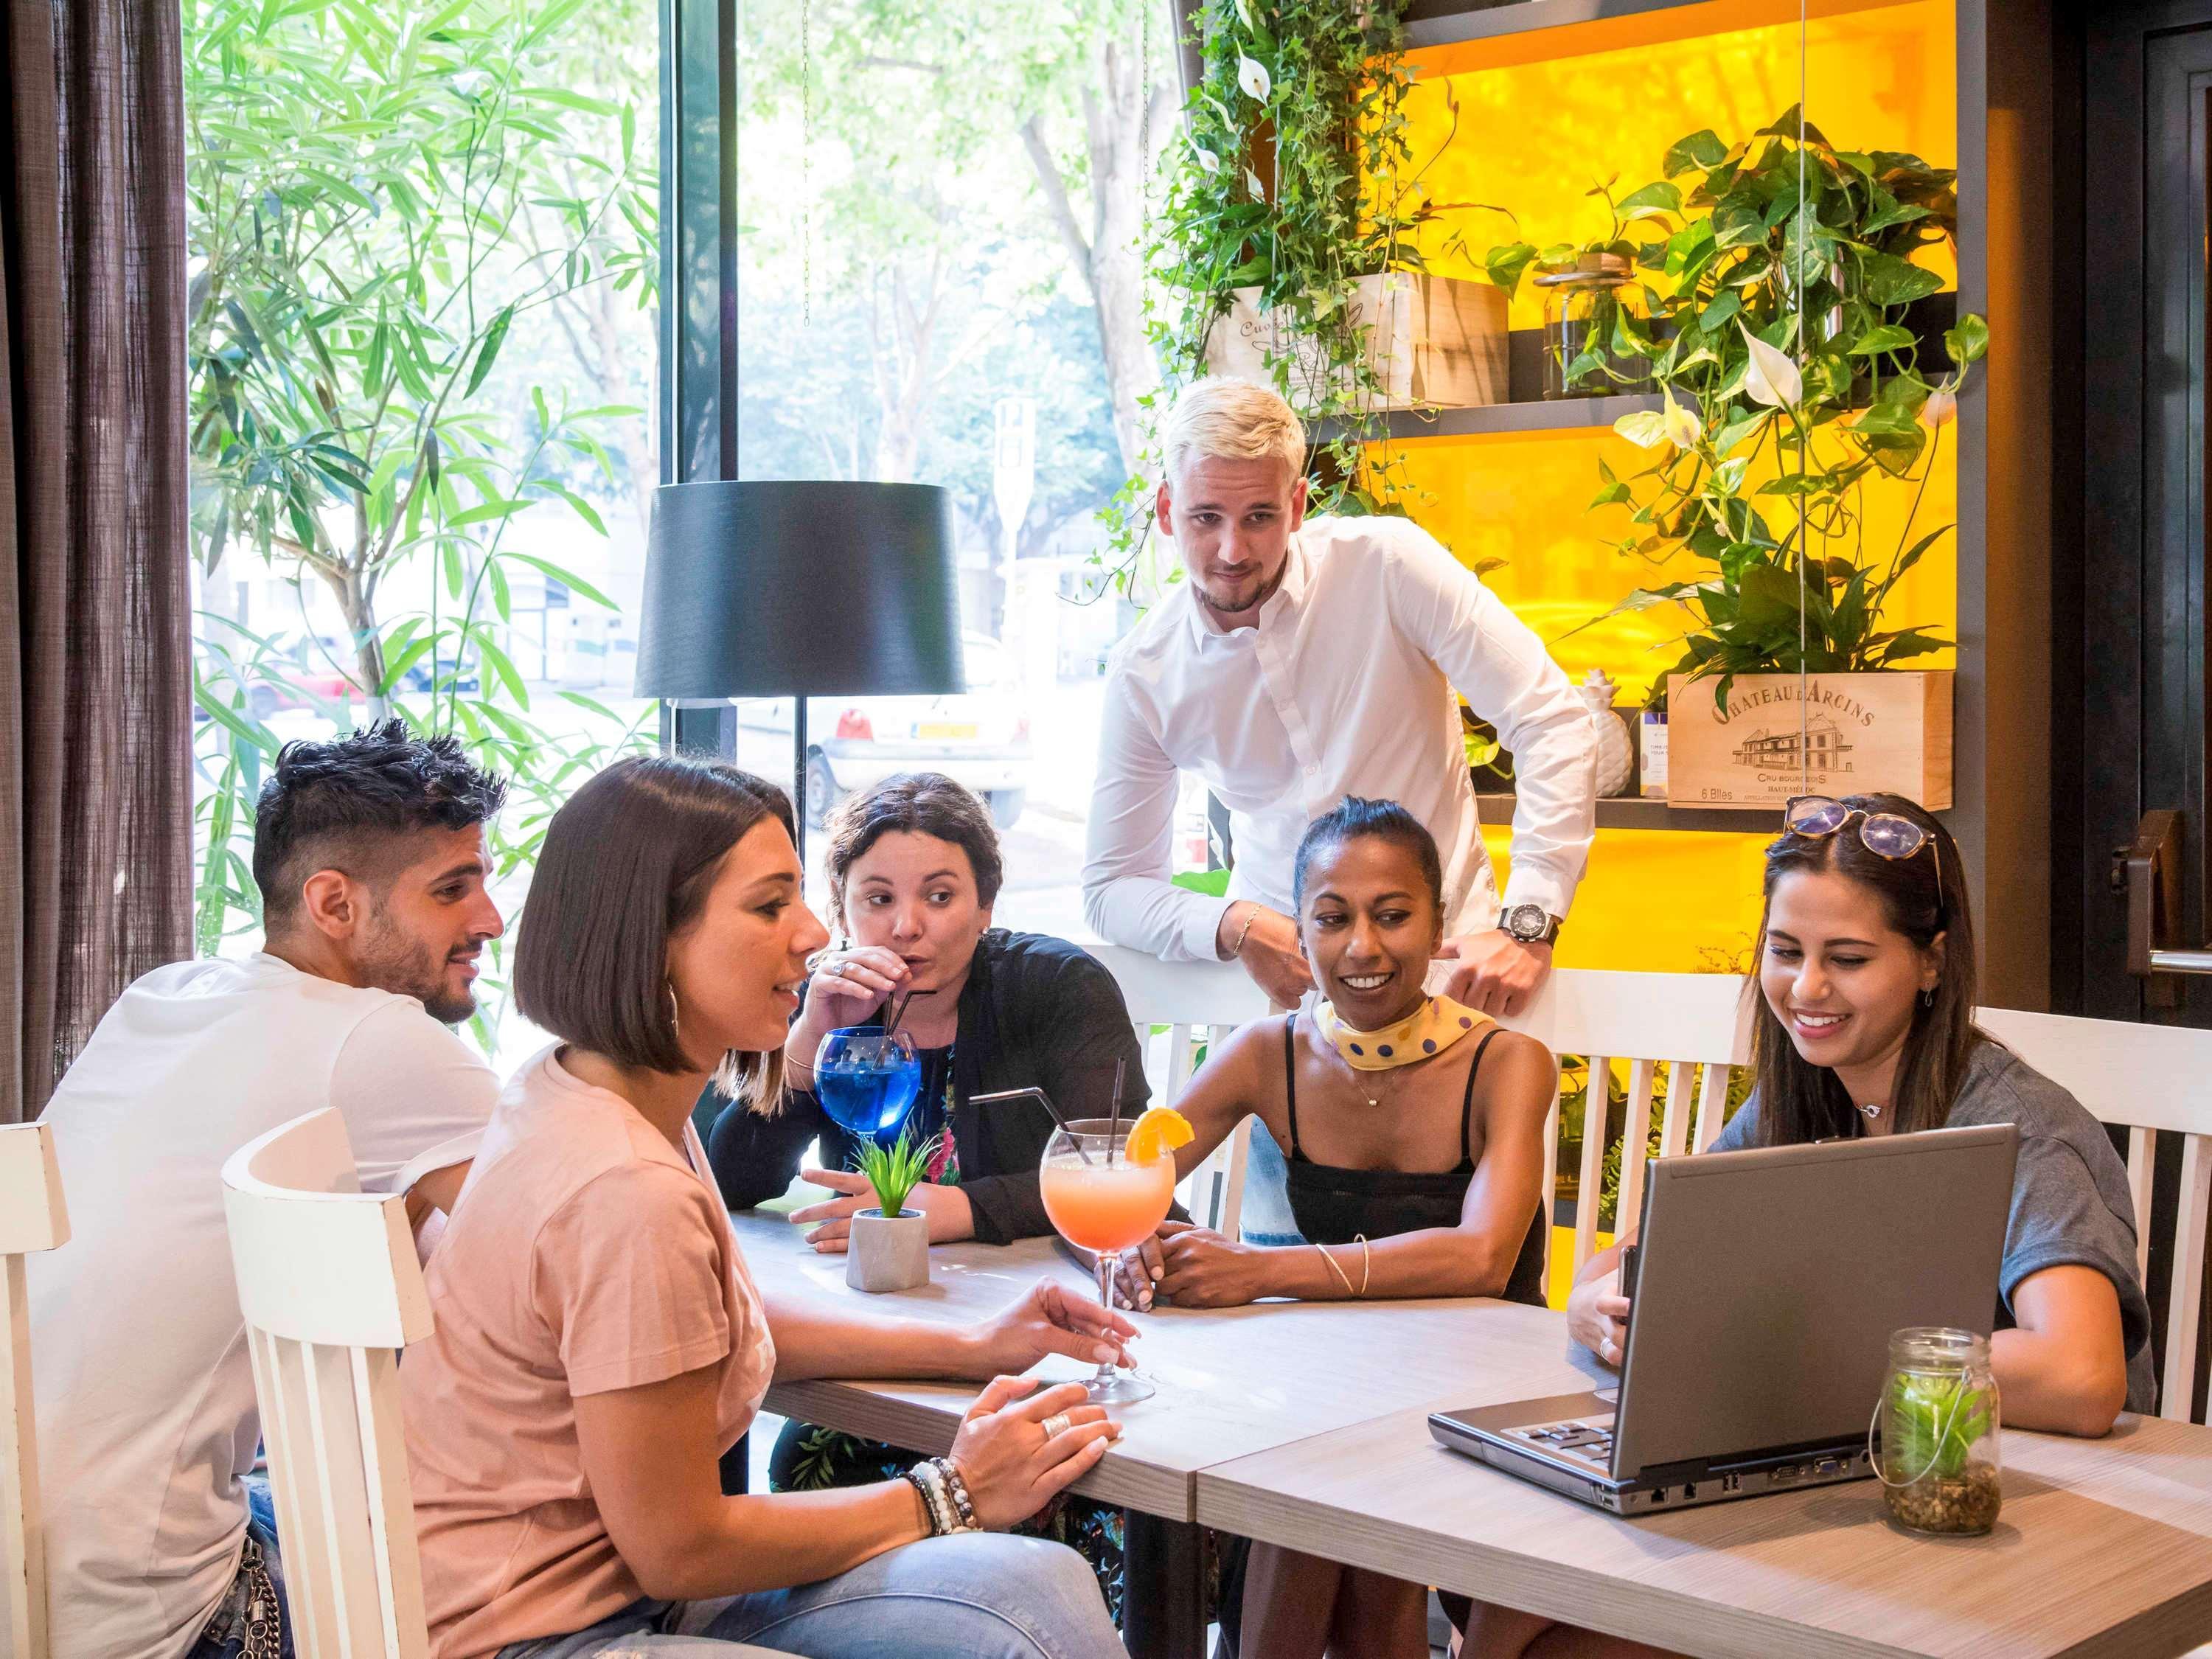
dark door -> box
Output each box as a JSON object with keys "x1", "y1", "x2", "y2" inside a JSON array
[{"x1": 2073, "y1": 1, "x2": 2212, "y2": 1414}]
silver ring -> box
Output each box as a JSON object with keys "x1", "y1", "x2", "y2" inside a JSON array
[
  {"x1": 832, "y1": 960, "x2": 849, "y2": 978},
  {"x1": 1040, "y1": 1412, "x2": 1073, "y2": 1440}
]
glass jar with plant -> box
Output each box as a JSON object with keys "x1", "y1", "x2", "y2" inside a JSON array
[
  {"x1": 1481, "y1": 181, "x2": 1677, "y2": 400},
  {"x1": 1877, "y1": 1326, "x2": 2002, "y2": 1535},
  {"x1": 1543, "y1": 111, "x2": 1989, "y2": 706}
]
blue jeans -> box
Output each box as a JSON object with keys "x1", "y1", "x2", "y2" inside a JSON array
[
  {"x1": 495, "y1": 1534, "x2": 1123, "y2": 1659},
  {"x1": 187, "y1": 1475, "x2": 293, "y2": 1659}
]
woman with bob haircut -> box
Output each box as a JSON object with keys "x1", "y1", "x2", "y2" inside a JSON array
[
  {"x1": 710, "y1": 770, "x2": 1150, "y2": 1616},
  {"x1": 400, "y1": 756, "x2": 1133, "y2": 1659},
  {"x1": 1467, "y1": 793, "x2": 2155, "y2": 1659}
]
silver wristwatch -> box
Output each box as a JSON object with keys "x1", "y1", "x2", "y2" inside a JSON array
[{"x1": 1498, "y1": 902, "x2": 1563, "y2": 947}]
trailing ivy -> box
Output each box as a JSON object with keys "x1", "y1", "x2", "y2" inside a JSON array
[{"x1": 1113, "y1": 0, "x2": 1447, "y2": 571}]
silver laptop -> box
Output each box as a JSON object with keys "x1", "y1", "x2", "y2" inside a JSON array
[{"x1": 1430, "y1": 1123, "x2": 2019, "y2": 1515}]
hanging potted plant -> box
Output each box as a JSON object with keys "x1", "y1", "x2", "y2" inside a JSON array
[
  {"x1": 1554, "y1": 110, "x2": 1987, "y2": 809},
  {"x1": 1147, "y1": 1, "x2": 1506, "y2": 518}
]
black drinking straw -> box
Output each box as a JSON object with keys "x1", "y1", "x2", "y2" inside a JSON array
[
  {"x1": 880, "y1": 986, "x2": 936, "y2": 1045},
  {"x1": 1107, "y1": 1057, "x2": 1126, "y2": 1165},
  {"x1": 970, "y1": 1085, "x2": 1095, "y2": 1165}
]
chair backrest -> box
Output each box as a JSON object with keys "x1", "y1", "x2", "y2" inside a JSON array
[
  {"x1": 1974, "y1": 1007, "x2": 2212, "y2": 1423},
  {"x1": 1, "y1": 1124, "x2": 70, "y2": 1659},
  {"x1": 1498, "y1": 968, "x2": 1755, "y2": 1283},
  {"x1": 1091, "y1": 944, "x2": 1273, "y2": 1231},
  {"x1": 220, "y1": 1110, "x2": 434, "y2": 1659}
]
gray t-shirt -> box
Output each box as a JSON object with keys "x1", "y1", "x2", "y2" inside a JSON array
[{"x1": 1711, "y1": 1039, "x2": 2157, "y2": 1413}]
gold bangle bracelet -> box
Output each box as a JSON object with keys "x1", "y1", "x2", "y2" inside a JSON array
[
  {"x1": 1356, "y1": 1234, "x2": 1371, "y2": 1297},
  {"x1": 1315, "y1": 1242, "x2": 1357, "y2": 1298},
  {"x1": 1230, "y1": 906, "x2": 1259, "y2": 958}
]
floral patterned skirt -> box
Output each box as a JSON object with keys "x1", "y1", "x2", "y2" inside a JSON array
[{"x1": 768, "y1": 1418, "x2": 1128, "y2": 1624}]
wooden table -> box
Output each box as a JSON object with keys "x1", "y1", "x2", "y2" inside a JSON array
[
  {"x1": 1197, "y1": 1394, "x2": 2212, "y2": 1659},
  {"x1": 731, "y1": 1210, "x2": 1585, "y2": 1657}
]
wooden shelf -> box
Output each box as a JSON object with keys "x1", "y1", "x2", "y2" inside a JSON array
[
  {"x1": 1399, "y1": 0, "x2": 1924, "y2": 68},
  {"x1": 1477, "y1": 791, "x2": 1782, "y2": 834},
  {"x1": 1315, "y1": 393, "x2": 1660, "y2": 444}
]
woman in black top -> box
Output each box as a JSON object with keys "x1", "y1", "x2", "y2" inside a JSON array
[
  {"x1": 709, "y1": 773, "x2": 1147, "y2": 1245},
  {"x1": 706, "y1": 771, "x2": 1147, "y2": 1617},
  {"x1": 1116, "y1": 798, "x2": 1555, "y2": 1659}
]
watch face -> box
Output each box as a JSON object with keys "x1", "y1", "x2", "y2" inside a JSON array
[{"x1": 1505, "y1": 903, "x2": 1547, "y2": 940}]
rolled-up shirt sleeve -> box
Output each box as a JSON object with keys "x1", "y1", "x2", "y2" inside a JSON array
[
  {"x1": 1083, "y1": 667, "x2": 1231, "y2": 962},
  {"x1": 1382, "y1": 526, "x2": 1599, "y2": 921}
]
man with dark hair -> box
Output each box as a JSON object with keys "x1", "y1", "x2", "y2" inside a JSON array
[{"x1": 29, "y1": 719, "x2": 509, "y2": 1659}]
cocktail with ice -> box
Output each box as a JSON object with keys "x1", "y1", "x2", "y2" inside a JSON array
[{"x1": 814, "y1": 1027, "x2": 922, "y2": 1142}]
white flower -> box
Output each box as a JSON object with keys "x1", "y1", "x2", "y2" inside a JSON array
[
  {"x1": 1192, "y1": 145, "x2": 1221, "y2": 175},
  {"x1": 1739, "y1": 324, "x2": 1804, "y2": 410},
  {"x1": 1237, "y1": 55, "x2": 1271, "y2": 103},
  {"x1": 1662, "y1": 392, "x2": 1701, "y2": 451},
  {"x1": 1921, "y1": 384, "x2": 1957, "y2": 428},
  {"x1": 1244, "y1": 167, "x2": 1267, "y2": 204}
]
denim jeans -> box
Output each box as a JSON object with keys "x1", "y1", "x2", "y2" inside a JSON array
[
  {"x1": 495, "y1": 1534, "x2": 1123, "y2": 1659},
  {"x1": 187, "y1": 1475, "x2": 293, "y2": 1659}
]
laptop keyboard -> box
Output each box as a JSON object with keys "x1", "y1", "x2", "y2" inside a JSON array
[{"x1": 1514, "y1": 1419, "x2": 1615, "y2": 1467}]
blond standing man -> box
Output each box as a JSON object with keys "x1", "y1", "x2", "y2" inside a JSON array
[{"x1": 1083, "y1": 380, "x2": 1599, "y2": 1017}]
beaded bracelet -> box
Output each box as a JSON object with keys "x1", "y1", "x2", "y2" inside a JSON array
[
  {"x1": 936, "y1": 1458, "x2": 981, "y2": 1531},
  {"x1": 902, "y1": 1462, "x2": 953, "y2": 1537}
]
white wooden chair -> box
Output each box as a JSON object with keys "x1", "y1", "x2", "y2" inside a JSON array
[
  {"x1": 2, "y1": 1123, "x2": 69, "y2": 1659},
  {"x1": 1497, "y1": 968, "x2": 1755, "y2": 1283},
  {"x1": 221, "y1": 1108, "x2": 436, "y2": 1659},
  {"x1": 1975, "y1": 1008, "x2": 2212, "y2": 1425},
  {"x1": 1092, "y1": 943, "x2": 1273, "y2": 1231}
]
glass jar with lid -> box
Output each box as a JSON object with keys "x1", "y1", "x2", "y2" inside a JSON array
[
  {"x1": 1877, "y1": 1326, "x2": 2002, "y2": 1535},
  {"x1": 1535, "y1": 251, "x2": 1657, "y2": 400}
]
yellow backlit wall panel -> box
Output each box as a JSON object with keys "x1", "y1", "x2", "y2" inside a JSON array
[
  {"x1": 1375, "y1": 1, "x2": 1958, "y2": 974},
  {"x1": 1399, "y1": 3, "x2": 1958, "y2": 329}
]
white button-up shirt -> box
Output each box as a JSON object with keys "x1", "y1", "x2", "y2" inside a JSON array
[{"x1": 1082, "y1": 515, "x2": 1599, "y2": 961}]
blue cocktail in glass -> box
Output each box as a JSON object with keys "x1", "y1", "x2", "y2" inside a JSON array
[{"x1": 814, "y1": 1027, "x2": 922, "y2": 1144}]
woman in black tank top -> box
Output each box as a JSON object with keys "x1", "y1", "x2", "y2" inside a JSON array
[{"x1": 1111, "y1": 800, "x2": 1557, "y2": 1659}]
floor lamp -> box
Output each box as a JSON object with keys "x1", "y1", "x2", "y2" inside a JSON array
[{"x1": 633, "y1": 479, "x2": 965, "y2": 874}]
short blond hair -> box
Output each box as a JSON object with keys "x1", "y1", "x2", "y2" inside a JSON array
[{"x1": 1161, "y1": 379, "x2": 1306, "y2": 482}]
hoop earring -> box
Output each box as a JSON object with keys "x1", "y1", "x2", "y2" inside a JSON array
[{"x1": 667, "y1": 981, "x2": 681, "y2": 1034}]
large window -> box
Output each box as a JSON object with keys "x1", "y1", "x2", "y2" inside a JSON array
[
  {"x1": 184, "y1": 0, "x2": 663, "y2": 1060},
  {"x1": 714, "y1": 0, "x2": 1204, "y2": 937}
]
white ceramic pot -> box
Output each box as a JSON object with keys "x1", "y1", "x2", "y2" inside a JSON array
[{"x1": 846, "y1": 1208, "x2": 930, "y2": 1293}]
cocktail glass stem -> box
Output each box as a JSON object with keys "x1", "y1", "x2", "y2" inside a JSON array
[{"x1": 1092, "y1": 1254, "x2": 1121, "y2": 1392}]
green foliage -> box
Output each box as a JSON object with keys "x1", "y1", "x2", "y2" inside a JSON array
[
  {"x1": 1139, "y1": 0, "x2": 1436, "y2": 525},
  {"x1": 855, "y1": 1128, "x2": 944, "y2": 1217},
  {"x1": 1886, "y1": 1368, "x2": 1997, "y2": 1482},
  {"x1": 1534, "y1": 110, "x2": 1991, "y2": 706},
  {"x1": 184, "y1": 0, "x2": 658, "y2": 1040}
]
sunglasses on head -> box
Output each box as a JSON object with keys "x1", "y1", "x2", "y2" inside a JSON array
[{"x1": 1779, "y1": 796, "x2": 1944, "y2": 916}]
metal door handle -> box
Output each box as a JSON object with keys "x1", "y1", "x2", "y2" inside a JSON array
[{"x1": 2118, "y1": 809, "x2": 2204, "y2": 1004}]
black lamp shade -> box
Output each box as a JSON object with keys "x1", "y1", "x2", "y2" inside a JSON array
[{"x1": 633, "y1": 480, "x2": 964, "y2": 699}]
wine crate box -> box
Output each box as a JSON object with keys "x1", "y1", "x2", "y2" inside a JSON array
[
  {"x1": 1664, "y1": 671, "x2": 1953, "y2": 811},
  {"x1": 1204, "y1": 272, "x2": 1507, "y2": 406}
]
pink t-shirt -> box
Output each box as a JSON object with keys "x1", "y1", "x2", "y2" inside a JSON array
[{"x1": 403, "y1": 1047, "x2": 776, "y2": 1659}]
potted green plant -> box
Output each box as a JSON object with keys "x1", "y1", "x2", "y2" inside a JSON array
[
  {"x1": 1480, "y1": 181, "x2": 1674, "y2": 399},
  {"x1": 1147, "y1": 2, "x2": 1503, "y2": 521},
  {"x1": 1880, "y1": 1327, "x2": 2002, "y2": 1534},
  {"x1": 846, "y1": 1130, "x2": 942, "y2": 1294},
  {"x1": 1555, "y1": 110, "x2": 1988, "y2": 808}
]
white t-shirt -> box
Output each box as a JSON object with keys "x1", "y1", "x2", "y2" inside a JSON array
[{"x1": 29, "y1": 952, "x2": 498, "y2": 1659}]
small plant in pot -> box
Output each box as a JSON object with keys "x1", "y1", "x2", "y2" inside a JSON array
[
  {"x1": 846, "y1": 1130, "x2": 942, "y2": 1295},
  {"x1": 1480, "y1": 181, "x2": 1674, "y2": 400}
]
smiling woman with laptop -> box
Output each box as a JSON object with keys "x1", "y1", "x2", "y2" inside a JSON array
[{"x1": 1447, "y1": 793, "x2": 2155, "y2": 1659}]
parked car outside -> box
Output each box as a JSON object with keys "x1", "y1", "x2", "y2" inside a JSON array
[{"x1": 734, "y1": 633, "x2": 1033, "y2": 829}]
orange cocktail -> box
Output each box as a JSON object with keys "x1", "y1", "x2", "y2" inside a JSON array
[
  {"x1": 1040, "y1": 1157, "x2": 1176, "y2": 1254},
  {"x1": 1037, "y1": 1113, "x2": 1189, "y2": 1405}
]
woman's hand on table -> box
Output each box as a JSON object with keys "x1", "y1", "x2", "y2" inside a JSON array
[
  {"x1": 962, "y1": 1279, "x2": 1136, "y2": 1377},
  {"x1": 1115, "y1": 1217, "x2": 1270, "y2": 1310},
  {"x1": 1566, "y1": 1267, "x2": 1630, "y2": 1366},
  {"x1": 791, "y1": 1167, "x2": 973, "y2": 1250},
  {"x1": 947, "y1": 1377, "x2": 1119, "y2": 1530}
]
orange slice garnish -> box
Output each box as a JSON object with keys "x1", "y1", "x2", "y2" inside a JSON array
[{"x1": 1124, "y1": 1106, "x2": 1194, "y2": 1166}]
